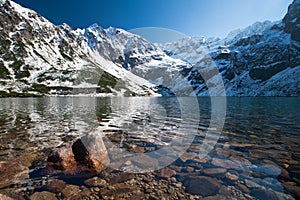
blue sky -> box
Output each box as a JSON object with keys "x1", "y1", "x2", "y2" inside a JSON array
[{"x1": 14, "y1": 0, "x2": 292, "y2": 41}]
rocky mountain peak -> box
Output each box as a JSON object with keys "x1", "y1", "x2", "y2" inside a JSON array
[{"x1": 283, "y1": 0, "x2": 300, "y2": 42}]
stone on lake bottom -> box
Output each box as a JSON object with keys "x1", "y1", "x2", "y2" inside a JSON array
[
  {"x1": 225, "y1": 172, "x2": 239, "y2": 181},
  {"x1": 84, "y1": 176, "x2": 107, "y2": 187},
  {"x1": 0, "y1": 194, "x2": 14, "y2": 200},
  {"x1": 45, "y1": 179, "x2": 66, "y2": 193},
  {"x1": 211, "y1": 158, "x2": 248, "y2": 171},
  {"x1": 282, "y1": 183, "x2": 300, "y2": 199},
  {"x1": 251, "y1": 189, "x2": 280, "y2": 200},
  {"x1": 203, "y1": 168, "x2": 227, "y2": 175},
  {"x1": 61, "y1": 185, "x2": 81, "y2": 199},
  {"x1": 158, "y1": 168, "x2": 177, "y2": 178},
  {"x1": 109, "y1": 173, "x2": 135, "y2": 184},
  {"x1": 183, "y1": 176, "x2": 221, "y2": 197},
  {"x1": 30, "y1": 191, "x2": 57, "y2": 200},
  {"x1": 180, "y1": 152, "x2": 198, "y2": 163},
  {"x1": 72, "y1": 133, "x2": 110, "y2": 172}
]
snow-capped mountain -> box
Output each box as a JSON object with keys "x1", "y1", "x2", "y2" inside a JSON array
[
  {"x1": 0, "y1": 0, "x2": 299, "y2": 97},
  {"x1": 160, "y1": 0, "x2": 300, "y2": 96},
  {"x1": 0, "y1": 0, "x2": 158, "y2": 97},
  {"x1": 81, "y1": 24, "x2": 214, "y2": 96}
]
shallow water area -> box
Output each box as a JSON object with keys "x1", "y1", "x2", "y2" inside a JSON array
[{"x1": 0, "y1": 97, "x2": 299, "y2": 199}]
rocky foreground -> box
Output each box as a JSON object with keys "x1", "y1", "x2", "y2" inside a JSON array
[{"x1": 0, "y1": 129, "x2": 299, "y2": 200}]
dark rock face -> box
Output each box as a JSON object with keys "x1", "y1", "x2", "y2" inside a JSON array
[
  {"x1": 183, "y1": 176, "x2": 221, "y2": 196},
  {"x1": 283, "y1": 0, "x2": 300, "y2": 42},
  {"x1": 249, "y1": 61, "x2": 289, "y2": 81}
]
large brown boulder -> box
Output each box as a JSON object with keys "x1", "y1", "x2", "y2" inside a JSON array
[
  {"x1": 72, "y1": 133, "x2": 110, "y2": 172},
  {"x1": 47, "y1": 133, "x2": 109, "y2": 173}
]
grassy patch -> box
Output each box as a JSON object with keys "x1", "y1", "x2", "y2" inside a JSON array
[
  {"x1": 9, "y1": 59, "x2": 23, "y2": 71},
  {"x1": 15, "y1": 70, "x2": 30, "y2": 79},
  {"x1": 31, "y1": 83, "x2": 49, "y2": 93},
  {"x1": 0, "y1": 63, "x2": 10, "y2": 79}
]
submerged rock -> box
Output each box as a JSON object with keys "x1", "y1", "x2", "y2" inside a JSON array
[
  {"x1": 72, "y1": 133, "x2": 110, "y2": 172},
  {"x1": 47, "y1": 133, "x2": 109, "y2": 173},
  {"x1": 225, "y1": 172, "x2": 239, "y2": 181},
  {"x1": 203, "y1": 168, "x2": 227, "y2": 175},
  {"x1": 157, "y1": 168, "x2": 177, "y2": 178},
  {"x1": 211, "y1": 158, "x2": 248, "y2": 172},
  {"x1": 109, "y1": 173, "x2": 135, "y2": 184},
  {"x1": 183, "y1": 176, "x2": 221, "y2": 196},
  {"x1": 0, "y1": 194, "x2": 14, "y2": 200},
  {"x1": 251, "y1": 189, "x2": 280, "y2": 200},
  {"x1": 61, "y1": 185, "x2": 81, "y2": 198},
  {"x1": 84, "y1": 176, "x2": 107, "y2": 187},
  {"x1": 45, "y1": 179, "x2": 66, "y2": 193},
  {"x1": 30, "y1": 191, "x2": 57, "y2": 200},
  {"x1": 0, "y1": 161, "x2": 30, "y2": 188}
]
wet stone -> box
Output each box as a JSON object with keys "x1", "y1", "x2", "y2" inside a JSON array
[
  {"x1": 30, "y1": 191, "x2": 57, "y2": 200},
  {"x1": 211, "y1": 158, "x2": 248, "y2": 172},
  {"x1": 129, "y1": 154, "x2": 159, "y2": 170},
  {"x1": 245, "y1": 179, "x2": 264, "y2": 189},
  {"x1": 109, "y1": 173, "x2": 135, "y2": 184},
  {"x1": 202, "y1": 196, "x2": 228, "y2": 200},
  {"x1": 252, "y1": 165, "x2": 281, "y2": 176},
  {"x1": 203, "y1": 168, "x2": 227, "y2": 175},
  {"x1": 180, "y1": 153, "x2": 198, "y2": 163},
  {"x1": 100, "y1": 183, "x2": 133, "y2": 197},
  {"x1": 45, "y1": 179, "x2": 66, "y2": 193},
  {"x1": 130, "y1": 146, "x2": 145, "y2": 153},
  {"x1": 157, "y1": 168, "x2": 177, "y2": 178},
  {"x1": 61, "y1": 185, "x2": 81, "y2": 199},
  {"x1": 183, "y1": 176, "x2": 221, "y2": 197},
  {"x1": 282, "y1": 183, "x2": 300, "y2": 199},
  {"x1": 84, "y1": 177, "x2": 107, "y2": 187},
  {"x1": 0, "y1": 163, "x2": 30, "y2": 188},
  {"x1": 225, "y1": 172, "x2": 239, "y2": 181},
  {"x1": 237, "y1": 183, "x2": 250, "y2": 194},
  {"x1": 72, "y1": 133, "x2": 110, "y2": 172},
  {"x1": 71, "y1": 189, "x2": 92, "y2": 200},
  {"x1": 0, "y1": 194, "x2": 14, "y2": 200},
  {"x1": 251, "y1": 188, "x2": 280, "y2": 200}
]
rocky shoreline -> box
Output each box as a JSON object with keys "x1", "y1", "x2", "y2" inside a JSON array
[{"x1": 0, "y1": 129, "x2": 299, "y2": 200}]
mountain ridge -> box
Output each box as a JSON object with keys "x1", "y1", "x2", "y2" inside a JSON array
[{"x1": 0, "y1": 0, "x2": 299, "y2": 97}]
